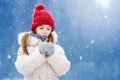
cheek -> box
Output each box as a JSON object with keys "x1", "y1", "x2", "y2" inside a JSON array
[
  {"x1": 46, "y1": 32, "x2": 51, "y2": 36},
  {"x1": 36, "y1": 30, "x2": 42, "y2": 35},
  {"x1": 48, "y1": 31, "x2": 51, "y2": 34}
]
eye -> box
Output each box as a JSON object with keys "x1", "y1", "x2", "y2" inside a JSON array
[
  {"x1": 39, "y1": 27, "x2": 43, "y2": 29},
  {"x1": 47, "y1": 27, "x2": 52, "y2": 31},
  {"x1": 47, "y1": 28, "x2": 51, "y2": 30}
]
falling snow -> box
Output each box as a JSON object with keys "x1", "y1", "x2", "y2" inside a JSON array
[
  {"x1": 7, "y1": 54, "x2": 11, "y2": 59},
  {"x1": 90, "y1": 40, "x2": 95, "y2": 44},
  {"x1": 79, "y1": 56, "x2": 83, "y2": 60},
  {"x1": 0, "y1": 0, "x2": 120, "y2": 80}
]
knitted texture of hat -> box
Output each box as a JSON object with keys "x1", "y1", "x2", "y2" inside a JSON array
[{"x1": 31, "y1": 4, "x2": 55, "y2": 31}]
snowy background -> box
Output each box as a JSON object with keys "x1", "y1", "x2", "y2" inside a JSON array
[{"x1": 0, "y1": 0, "x2": 120, "y2": 80}]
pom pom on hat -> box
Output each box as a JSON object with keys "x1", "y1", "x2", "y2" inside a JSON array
[
  {"x1": 31, "y1": 4, "x2": 55, "y2": 31},
  {"x1": 34, "y1": 4, "x2": 45, "y2": 12}
]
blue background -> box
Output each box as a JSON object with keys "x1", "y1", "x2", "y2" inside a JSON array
[{"x1": 0, "y1": 0, "x2": 120, "y2": 80}]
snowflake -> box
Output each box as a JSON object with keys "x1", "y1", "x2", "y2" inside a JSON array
[{"x1": 7, "y1": 54, "x2": 11, "y2": 59}]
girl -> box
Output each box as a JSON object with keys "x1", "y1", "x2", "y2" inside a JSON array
[{"x1": 15, "y1": 4, "x2": 70, "y2": 80}]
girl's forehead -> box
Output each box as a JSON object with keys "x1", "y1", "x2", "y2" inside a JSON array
[{"x1": 38, "y1": 25, "x2": 51, "y2": 28}]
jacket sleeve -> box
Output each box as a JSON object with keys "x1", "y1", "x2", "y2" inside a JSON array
[
  {"x1": 15, "y1": 46, "x2": 46, "y2": 76},
  {"x1": 47, "y1": 44, "x2": 70, "y2": 76}
]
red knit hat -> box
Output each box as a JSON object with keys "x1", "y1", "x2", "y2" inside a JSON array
[{"x1": 31, "y1": 4, "x2": 55, "y2": 31}]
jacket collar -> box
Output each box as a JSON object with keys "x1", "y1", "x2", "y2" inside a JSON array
[
  {"x1": 31, "y1": 32, "x2": 47, "y2": 41},
  {"x1": 18, "y1": 31, "x2": 58, "y2": 46}
]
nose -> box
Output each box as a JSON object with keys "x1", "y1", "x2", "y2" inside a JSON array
[{"x1": 42, "y1": 30, "x2": 47, "y2": 34}]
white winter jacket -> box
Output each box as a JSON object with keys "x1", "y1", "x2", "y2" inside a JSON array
[{"x1": 15, "y1": 32, "x2": 70, "y2": 80}]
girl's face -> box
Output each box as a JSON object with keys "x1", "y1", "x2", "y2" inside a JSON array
[{"x1": 36, "y1": 25, "x2": 52, "y2": 38}]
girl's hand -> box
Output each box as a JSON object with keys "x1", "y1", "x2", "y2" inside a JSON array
[{"x1": 39, "y1": 42, "x2": 55, "y2": 57}]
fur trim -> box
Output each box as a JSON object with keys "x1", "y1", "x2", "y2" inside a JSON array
[
  {"x1": 18, "y1": 32, "x2": 40, "y2": 46},
  {"x1": 18, "y1": 31, "x2": 58, "y2": 46},
  {"x1": 18, "y1": 32, "x2": 28, "y2": 45}
]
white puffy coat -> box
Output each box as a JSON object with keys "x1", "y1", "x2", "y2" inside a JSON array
[{"x1": 15, "y1": 32, "x2": 70, "y2": 80}]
